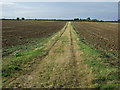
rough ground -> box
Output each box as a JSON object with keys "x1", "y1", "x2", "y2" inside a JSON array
[
  {"x1": 3, "y1": 22, "x2": 94, "y2": 88},
  {"x1": 73, "y1": 22, "x2": 118, "y2": 56}
]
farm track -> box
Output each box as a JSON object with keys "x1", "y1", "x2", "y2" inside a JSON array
[{"x1": 3, "y1": 22, "x2": 94, "y2": 88}]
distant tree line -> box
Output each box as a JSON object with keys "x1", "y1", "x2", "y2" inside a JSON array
[
  {"x1": 2, "y1": 17, "x2": 25, "y2": 20},
  {"x1": 74, "y1": 17, "x2": 104, "y2": 22},
  {"x1": 1, "y1": 17, "x2": 120, "y2": 23},
  {"x1": 74, "y1": 17, "x2": 119, "y2": 23}
]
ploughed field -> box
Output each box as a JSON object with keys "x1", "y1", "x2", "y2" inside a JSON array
[
  {"x1": 2, "y1": 20, "x2": 66, "y2": 48},
  {"x1": 73, "y1": 22, "x2": 118, "y2": 57}
]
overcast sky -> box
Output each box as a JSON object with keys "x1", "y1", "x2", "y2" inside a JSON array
[
  {"x1": 1, "y1": 0, "x2": 119, "y2": 2},
  {"x1": 2, "y1": 2, "x2": 118, "y2": 21}
]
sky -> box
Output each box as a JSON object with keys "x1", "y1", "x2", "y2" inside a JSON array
[
  {"x1": 1, "y1": 2, "x2": 118, "y2": 21},
  {"x1": 1, "y1": 0, "x2": 119, "y2": 2}
]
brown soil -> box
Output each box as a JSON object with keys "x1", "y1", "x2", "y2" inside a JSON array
[
  {"x1": 2, "y1": 20, "x2": 66, "y2": 48},
  {"x1": 73, "y1": 22, "x2": 118, "y2": 56}
]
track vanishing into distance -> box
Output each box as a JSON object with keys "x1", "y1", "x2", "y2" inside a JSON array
[{"x1": 4, "y1": 22, "x2": 94, "y2": 88}]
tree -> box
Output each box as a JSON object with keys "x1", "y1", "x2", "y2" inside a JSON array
[
  {"x1": 87, "y1": 17, "x2": 91, "y2": 21},
  {"x1": 79, "y1": 18, "x2": 82, "y2": 21},
  {"x1": 2, "y1": 18, "x2": 5, "y2": 20},
  {"x1": 91, "y1": 19, "x2": 98, "y2": 22},
  {"x1": 100, "y1": 20, "x2": 104, "y2": 22},
  {"x1": 16, "y1": 17, "x2": 20, "y2": 20},
  {"x1": 21, "y1": 17, "x2": 25, "y2": 20},
  {"x1": 118, "y1": 19, "x2": 120, "y2": 23},
  {"x1": 74, "y1": 18, "x2": 79, "y2": 21}
]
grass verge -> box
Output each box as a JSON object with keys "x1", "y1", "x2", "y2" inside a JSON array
[{"x1": 78, "y1": 39, "x2": 119, "y2": 89}]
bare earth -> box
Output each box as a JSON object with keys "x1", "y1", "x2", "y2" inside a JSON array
[{"x1": 4, "y1": 22, "x2": 94, "y2": 88}]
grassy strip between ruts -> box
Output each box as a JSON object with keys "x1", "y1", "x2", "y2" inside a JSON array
[{"x1": 77, "y1": 37, "x2": 119, "y2": 89}]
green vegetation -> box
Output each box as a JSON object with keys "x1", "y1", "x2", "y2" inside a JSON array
[
  {"x1": 78, "y1": 39, "x2": 119, "y2": 89},
  {"x1": 2, "y1": 37, "x2": 51, "y2": 77},
  {"x1": 3, "y1": 38, "x2": 47, "y2": 56}
]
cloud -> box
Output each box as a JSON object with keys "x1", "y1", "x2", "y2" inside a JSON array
[
  {"x1": 1, "y1": 0, "x2": 119, "y2": 2},
  {"x1": 2, "y1": 2, "x2": 118, "y2": 20},
  {"x1": 2, "y1": 2, "x2": 16, "y2": 5},
  {"x1": 2, "y1": 2, "x2": 50, "y2": 18}
]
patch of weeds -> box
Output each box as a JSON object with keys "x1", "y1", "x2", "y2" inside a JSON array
[
  {"x1": 2, "y1": 71, "x2": 11, "y2": 77},
  {"x1": 3, "y1": 48, "x2": 46, "y2": 77},
  {"x1": 80, "y1": 36, "x2": 85, "y2": 42},
  {"x1": 8, "y1": 65, "x2": 21, "y2": 70},
  {"x1": 14, "y1": 52, "x2": 23, "y2": 57},
  {"x1": 2, "y1": 65, "x2": 21, "y2": 77}
]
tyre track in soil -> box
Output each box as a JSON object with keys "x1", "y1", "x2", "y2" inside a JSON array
[{"x1": 4, "y1": 22, "x2": 94, "y2": 88}]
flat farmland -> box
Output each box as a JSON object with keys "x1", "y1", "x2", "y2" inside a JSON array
[
  {"x1": 2, "y1": 20, "x2": 66, "y2": 48},
  {"x1": 73, "y1": 22, "x2": 118, "y2": 57},
  {"x1": 2, "y1": 21, "x2": 119, "y2": 88}
]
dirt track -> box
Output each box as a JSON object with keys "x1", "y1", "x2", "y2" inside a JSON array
[{"x1": 4, "y1": 22, "x2": 94, "y2": 88}]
